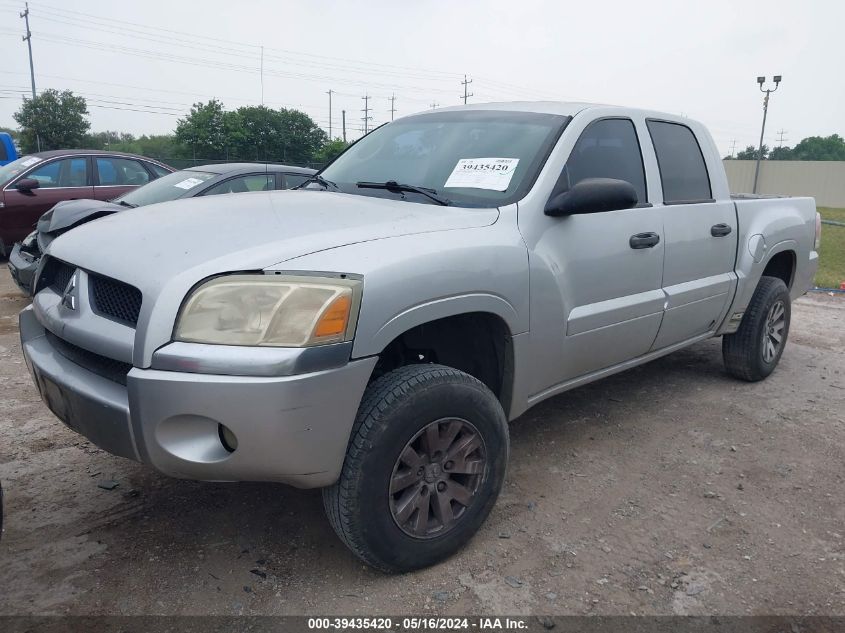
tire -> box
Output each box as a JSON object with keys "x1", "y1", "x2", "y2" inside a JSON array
[
  {"x1": 722, "y1": 276, "x2": 791, "y2": 382},
  {"x1": 323, "y1": 364, "x2": 509, "y2": 573}
]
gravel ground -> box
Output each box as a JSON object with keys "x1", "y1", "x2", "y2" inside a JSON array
[{"x1": 0, "y1": 266, "x2": 843, "y2": 616}]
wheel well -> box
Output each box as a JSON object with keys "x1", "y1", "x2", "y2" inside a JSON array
[
  {"x1": 372, "y1": 312, "x2": 514, "y2": 414},
  {"x1": 762, "y1": 250, "x2": 796, "y2": 289}
]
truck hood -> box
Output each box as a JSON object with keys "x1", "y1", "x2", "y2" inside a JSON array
[
  {"x1": 48, "y1": 190, "x2": 499, "y2": 290},
  {"x1": 38, "y1": 198, "x2": 123, "y2": 234}
]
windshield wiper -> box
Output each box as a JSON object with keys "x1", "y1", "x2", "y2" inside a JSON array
[
  {"x1": 115, "y1": 200, "x2": 137, "y2": 208},
  {"x1": 356, "y1": 181, "x2": 450, "y2": 206},
  {"x1": 295, "y1": 174, "x2": 339, "y2": 191}
]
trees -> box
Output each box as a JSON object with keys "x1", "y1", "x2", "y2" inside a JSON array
[
  {"x1": 174, "y1": 101, "x2": 327, "y2": 163},
  {"x1": 788, "y1": 134, "x2": 845, "y2": 161},
  {"x1": 768, "y1": 145, "x2": 793, "y2": 160},
  {"x1": 733, "y1": 135, "x2": 845, "y2": 162},
  {"x1": 174, "y1": 99, "x2": 230, "y2": 158},
  {"x1": 13, "y1": 89, "x2": 90, "y2": 152},
  {"x1": 314, "y1": 139, "x2": 349, "y2": 165},
  {"x1": 736, "y1": 145, "x2": 767, "y2": 160}
]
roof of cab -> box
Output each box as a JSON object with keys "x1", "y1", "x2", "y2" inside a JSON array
[{"x1": 405, "y1": 101, "x2": 690, "y2": 124}]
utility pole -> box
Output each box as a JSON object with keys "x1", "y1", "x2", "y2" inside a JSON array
[
  {"x1": 460, "y1": 75, "x2": 473, "y2": 104},
  {"x1": 753, "y1": 75, "x2": 781, "y2": 194},
  {"x1": 430, "y1": 102, "x2": 439, "y2": 109},
  {"x1": 361, "y1": 95, "x2": 372, "y2": 134},
  {"x1": 259, "y1": 46, "x2": 264, "y2": 105},
  {"x1": 776, "y1": 129, "x2": 788, "y2": 147},
  {"x1": 20, "y1": 2, "x2": 40, "y2": 151},
  {"x1": 326, "y1": 89, "x2": 333, "y2": 139},
  {"x1": 342, "y1": 110, "x2": 346, "y2": 143},
  {"x1": 729, "y1": 139, "x2": 737, "y2": 159},
  {"x1": 389, "y1": 94, "x2": 397, "y2": 121}
]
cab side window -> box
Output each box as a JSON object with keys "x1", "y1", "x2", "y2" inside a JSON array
[
  {"x1": 555, "y1": 118, "x2": 647, "y2": 205},
  {"x1": 26, "y1": 158, "x2": 89, "y2": 188},
  {"x1": 646, "y1": 120, "x2": 712, "y2": 203},
  {"x1": 202, "y1": 174, "x2": 275, "y2": 196},
  {"x1": 283, "y1": 173, "x2": 310, "y2": 189}
]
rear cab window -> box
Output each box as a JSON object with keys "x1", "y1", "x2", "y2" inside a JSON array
[{"x1": 646, "y1": 120, "x2": 712, "y2": 204}]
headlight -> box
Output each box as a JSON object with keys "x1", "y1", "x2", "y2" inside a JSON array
[
  {"x1": 21, "y1": 231, "x2": 37, "y2": 249},
  {"x1": 174, "y1": 274, "x2": 361, "y2": 347}
]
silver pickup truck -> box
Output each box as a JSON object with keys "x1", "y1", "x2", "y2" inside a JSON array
[{"x1": 20, "y1": 102, "x2": 820, "y2": 572}]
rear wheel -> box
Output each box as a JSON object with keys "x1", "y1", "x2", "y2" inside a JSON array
[
  {"x1": 323, "y1": 364, "x2": 509, "y2": 573},
  {"x1": 722, "y1": 276, "x2": 791, "y2": 381}
]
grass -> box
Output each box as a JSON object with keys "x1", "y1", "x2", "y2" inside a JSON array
[{"x1": 816, "y1": 207, "x2": 845, "y2": 288}]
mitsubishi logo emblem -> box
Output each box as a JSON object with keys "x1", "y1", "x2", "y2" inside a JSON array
[{"x1": 61, "y1": 272, "x2": 78, "y2": 310}]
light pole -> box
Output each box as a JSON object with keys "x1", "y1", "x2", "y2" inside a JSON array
[{"x1": 752, "y1": 75, "x2": 781, "y2": 194}]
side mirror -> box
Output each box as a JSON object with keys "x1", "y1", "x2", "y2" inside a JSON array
[
  {"x1": 15, "y1": 178, "x2": 40, "y2": 192},
  {"x1": 544, "y1": 178, "x2": 638, "y2": 217}
]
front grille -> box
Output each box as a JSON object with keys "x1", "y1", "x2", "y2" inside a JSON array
[
  {"x1": 38, "y1": 257, "x2": 75, "y2": 294},
  {"x1": 90, "y1": 274, "x2": 142, "y2": 326},
  {"x1": 46, "y1": 331, "x2": 132, "y2": 386}
]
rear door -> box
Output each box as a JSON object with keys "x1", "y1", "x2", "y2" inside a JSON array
[
  {"x1": 2, "y1": 156, "x2": 93, "y2": 244},
  {"x1": 646, "y1": 120, "x2": 738, "y2": 350},
  {"x1": 93, "y1": 156, "x2": 152, "y2": 201}
]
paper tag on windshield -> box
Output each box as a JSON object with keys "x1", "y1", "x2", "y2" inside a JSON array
[
  {"x1": 20, "y1": 157, "x2": 42, "y2": 167},
  {"x1": 444, "y1": 158, "x2": 519, "y2": 191},
  {"x1": 173, "y1": 177, "x2": 205, "y2": 190}
]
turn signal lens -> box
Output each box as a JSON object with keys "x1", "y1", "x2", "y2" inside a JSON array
[{"x1": 314, "y1": 294, "x2": 352, "y2": 338}]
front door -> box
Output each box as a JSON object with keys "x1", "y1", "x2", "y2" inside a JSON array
[
  {"x1": 526, "y1": 117, "x2": 665, "y2": 389},
  {"x1": 2, "y1": 157, "x2": 93, "y2": 244}
]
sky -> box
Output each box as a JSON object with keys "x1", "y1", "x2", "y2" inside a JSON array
[{"x1": 0, "y1": 0, "x2": 841, "y2": 157}]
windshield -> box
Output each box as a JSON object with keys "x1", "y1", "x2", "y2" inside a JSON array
[
  {"x1": 320, "y1": 110, "x2": 569, "y2": 207},
  {"x1": 114, "y1": 169, "x2": 216, "y2": 206},
  {"x1": 0, "y1": 155, "x2": 45, "y2": 185}
]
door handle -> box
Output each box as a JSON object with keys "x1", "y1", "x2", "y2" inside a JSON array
[
  {"x1": 629, "y1": 232, "x2": 660, "y2": 249},
  {"x1": 711, "y1": 223, "x2": 732, "y2": 237}
]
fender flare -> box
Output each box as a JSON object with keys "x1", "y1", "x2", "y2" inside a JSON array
[{"x1": 352, "y1": 292, "x2": 521, "y2": 359}]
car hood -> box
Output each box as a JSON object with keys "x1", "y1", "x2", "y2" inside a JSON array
[
  {"x1": 38, "y1": 198, "x2": 123, "y2": 234},
  {"x1": 49, "y1": 189, "x2": 498, "y2": 295}
]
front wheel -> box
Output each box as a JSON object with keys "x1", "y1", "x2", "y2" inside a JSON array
[
  {"x1": 323, "y1": 364, "x2": 509, "y2": 573},
  {"x1": 722, "y1": 275, "x2": 791, "y2": 381}
]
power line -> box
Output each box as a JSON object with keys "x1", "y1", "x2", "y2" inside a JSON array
[
  {"x1": 0, "y1": 70, "x2": 328, "y2": 111},
  {"x1": 389, "y1": 94, "x2": 396, "y2": 121},
  {"x1": 1, "y1": 2, "x2": 466, "y2": 83},
  {"x1": 729, "y1": 139, "x2": 737, "y2": 158},
  {"x1": 430, "y1": 102, "x2": 439, "y2": 109},
  {"x1": 4, "y1": 30, "x2": 465, "y2": 99},
  {"x1": 776, "y1": 129, "x2": 788, "y2": 147}
]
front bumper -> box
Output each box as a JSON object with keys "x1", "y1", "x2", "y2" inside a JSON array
[
  {"x1": 20, "y1": 306, "x2": 378, "y2": 488},
  {"x1": 8, "y1": 242, "x2": 38, "y2": 295}
]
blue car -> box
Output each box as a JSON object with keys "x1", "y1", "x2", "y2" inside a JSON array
[{"x1": 0, "y1": 133, "x2": 17, "y2": 166}]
